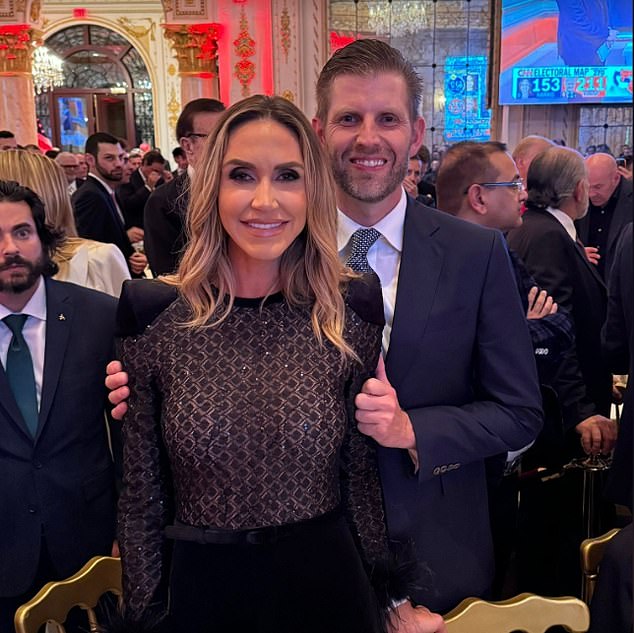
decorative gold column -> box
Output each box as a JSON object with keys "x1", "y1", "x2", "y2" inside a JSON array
[
  {"x1": 0, "y1": 25, "x2": 37, "y2": 145},
  {"x1": 163, "y1": 23, "x2": 222, "y2": 105}
]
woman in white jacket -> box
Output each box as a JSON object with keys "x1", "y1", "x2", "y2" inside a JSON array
[{"x1": 0, "y1": 149, "x2": 130, "y2": 297}]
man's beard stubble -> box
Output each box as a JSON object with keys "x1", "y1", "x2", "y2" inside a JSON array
[
  {"x1": 330, "y1": 152, "x2": 408, "y2": 204},
  {"x1": 0, "y1": 254, "x2": 48, "y2": 294},
  {"x1": 95, "y1": 161, "x2": 123, "y2": 184}
]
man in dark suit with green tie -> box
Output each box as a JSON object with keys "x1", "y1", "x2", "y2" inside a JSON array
[{"x1": 0, "y1": 181, "x2": 119, "y2": 632}]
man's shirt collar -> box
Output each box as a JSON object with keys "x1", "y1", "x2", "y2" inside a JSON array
[
  {"x1": 337, "y1": 187, "x2": 407, "y2": 252},
  {"x1": 0, "y1": 276, "x2": 47, "y2": 321}
]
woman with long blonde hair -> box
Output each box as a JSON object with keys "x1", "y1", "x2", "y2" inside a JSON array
[
  {"x1": 115, "y1": 95, "x2": 412, "y2": 632},
  {"x1": 0, "y1": 149, "x2": 129, "y2": 297}
]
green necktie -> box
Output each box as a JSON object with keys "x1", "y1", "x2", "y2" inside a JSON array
[{"x1": 3, "y1": 314, "x2": 39, "y2": 436}]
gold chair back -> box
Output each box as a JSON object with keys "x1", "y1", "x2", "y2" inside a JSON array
[
  {"x1": 444, "y1": 592, "x2": 590, "y2": 633},
  {"x1": 14, "y1": 556, "x2": 122, "y2": 633},
  {"x1": 580, "y1": 527, "x2": 621, "y2": 603}
]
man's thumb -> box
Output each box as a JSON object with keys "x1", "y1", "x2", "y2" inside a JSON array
[{"x1": 375, "y1": 355, "x2": 390, "y2": 384}]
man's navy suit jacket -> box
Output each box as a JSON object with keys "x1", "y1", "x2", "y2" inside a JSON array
[
  {"x1": 379, "y1": 199, "x2": 543, "y2": 612},
  {"x1": 0, "y1": 278, "x2": 119, "y2": 596},
  {"x1": 72, "y1": 175, "x2": 133, "y2": 265}
]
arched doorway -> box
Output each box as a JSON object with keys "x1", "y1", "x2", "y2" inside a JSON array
[{"x1": 36, "y1": 24, "x2": 154, "y2": 151}]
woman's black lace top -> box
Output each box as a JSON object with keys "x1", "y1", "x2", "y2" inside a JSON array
[{"x1": 116, "y1": 278, "x2": 392, "y2": 619}]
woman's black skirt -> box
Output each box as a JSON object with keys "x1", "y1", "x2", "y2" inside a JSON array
[{"x1": 167, "y1": 510, "x2": 383, "y2": 633}]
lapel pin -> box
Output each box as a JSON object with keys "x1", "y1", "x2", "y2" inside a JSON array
[{"x1": 58, "y1": 313, "x2": 66, "y2": 321}]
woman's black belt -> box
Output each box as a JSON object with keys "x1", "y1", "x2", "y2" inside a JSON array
[{"x1": 164, "y1": 506, "x2": 341, "y2": 546}]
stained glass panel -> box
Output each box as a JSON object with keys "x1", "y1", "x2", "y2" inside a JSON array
[
  {"x1": 122, "y1": 47, "x2": 151, "y2": 89},
  {"x1": 133, "y1": 92, "x2": 155, "y2": 147},
  {"x1": 45, "y1": 26, "x2": 86, "y2": 54},
  {"x1": 35, "y1": 93, "x2": 52, "y2": 140},
  {"x1": 62, "y1": 51, "x2": 129, "y2": 89},
  {"x1": 89, "y1": 26, "x2": 130, "y2": 53}
]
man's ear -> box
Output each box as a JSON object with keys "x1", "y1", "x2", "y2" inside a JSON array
[
  {"x1": 312, "y1": 117, "x2": 325, "y2": 144},
  {"x1": 467, "y1": 184, "x2": 488, "y2": 217},
  {"x1": 85, "y1": 153, "x2": 96, "y2": 169},
  {"x1": 409, "y1": 116, "x2": 426, "y2": 157},
  {"x1": 573, "y1": 178, "x2": 586, "y2": 202}
]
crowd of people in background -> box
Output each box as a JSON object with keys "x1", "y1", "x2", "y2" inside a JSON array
[{"x1": 0, "y1": 37, "x2": 631, "y2": 633}]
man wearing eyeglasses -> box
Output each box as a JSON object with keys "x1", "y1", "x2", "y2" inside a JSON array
[
  {"x1": 143, "y1": 98, "x2": 225, "y2": 277},
  {"x1": 436, "y1": 141, "x2": 575, "y2": 597},
  {"x1": 54, "y1": 152, "x2": 80, "y2": 196},
  {"x1": 436, "y1": 141, "x2": 574, "y2": 384}
]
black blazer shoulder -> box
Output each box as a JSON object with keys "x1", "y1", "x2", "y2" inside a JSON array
[
  {"x1": 145, "y1": 171, "x2": 189, "y2": 215},
  {"x1": 116, "y1": 279, "x2": 179, "y2": 336},
  {"x1": 406, "y1": 196, "x2": 506, "y2": 251},
  {"x1": 46, "y1": 275, "x2": 117, "y2": 308},
  {"x1": 72, "y1": 174, "x2": 108, "y2": 202}
]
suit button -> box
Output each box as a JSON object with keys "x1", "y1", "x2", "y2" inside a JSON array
[
  {"x1": 33, "y1": 460, "x2": 43, "y2": 469},
  {"x1": 28, "y1": 505, "x2": 38, "y2": 514}
]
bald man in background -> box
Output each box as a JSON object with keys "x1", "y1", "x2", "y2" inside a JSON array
[{"x1": 575, "y1": 153, "x2": 633, "y2": 280}]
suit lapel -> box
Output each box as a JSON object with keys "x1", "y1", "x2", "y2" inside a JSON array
[
  {"x1": 542, "y1": 211, "x2": 606, "y2": 291},
  {"x1": 36, "y1": 278, "x2": 73, "y2": 442},
  {"x1": 90, "y1": 177, "x2": 123, "y2": 227},
  {"x1": 575, "y1": 214, "x2": 590, "y2": 245},
  {"x1": 386, "y1": 202, "x2": 443, "y2": 387},
  {"x1": 574, "y1": 238, "x2": 606, "y2": 290}
]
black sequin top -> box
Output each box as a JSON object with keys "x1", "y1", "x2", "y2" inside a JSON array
[{"x1": 116, "y1": 278, "x2": 389, "y2": 618}]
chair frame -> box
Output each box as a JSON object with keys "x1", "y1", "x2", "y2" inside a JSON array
[
  {"x1": 580, "y1": 527, "x2": 621, "y2": 603},
  {"x1": 14, "y1": 556, "x2": 122, "y2": 633},
  {"x1": 443, "y1": 592, "x2": 590, "y2": 633}
]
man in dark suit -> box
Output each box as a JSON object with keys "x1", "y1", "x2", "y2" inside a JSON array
[
  {"x1": 589, "y1": 223, "x2": 633, "y2": 633},
  {"x1": 72, "y1": 132, "x2": 147, "y2": 277},
  {"x1": 0, "y1": 181, "x2": 119, "y2": 632},
  {"x1": 590, "y1": 222, "x2": 634, "y2": 633},
  {"x1": 602, "y1": 222, "x2": 632, "y2": 510},
  {"x1": 508, "y1": 147, "x2": 616, "y2": 449},
  {"x1": 107, "y1": 40, "x2": 542, "y2": 626},
  {"x1": 144, "y1": 99, "x2": 225, "y2": 276},
  {"x1": 435, "y1": 141, "x2": 576, "y2": 597},
  {"x1": 312, "y1": 39, "x2": 543, "y2": 617},
  {"x1": 507, "y1": 146, "x2": 617, "y2": 595},
  {"x1": 117, "y1": 149, "x2": 165, "y2": 233},
  {"x1": 575, "y1": 153, "x2": 633, "y2": 280}
]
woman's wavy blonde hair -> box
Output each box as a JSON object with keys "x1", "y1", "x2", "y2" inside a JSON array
[
  {"x1": 0, "y1": 149, "x2": 77, "y2": 237},
  {"x1": 169, "y1": 94, "x2": 355, "y2": 359}
]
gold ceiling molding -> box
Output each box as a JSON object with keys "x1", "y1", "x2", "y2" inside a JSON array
[{"x1": 117, "y1": 17, "x2": 156, "y2": 50}]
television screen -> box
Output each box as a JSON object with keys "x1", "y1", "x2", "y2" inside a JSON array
[
  {"x1": 444, "y1": 56, "x2": 492, "y2": 142},
  {"x1": 499, "y1": 0, "x2": 633, "y2": 105}
]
